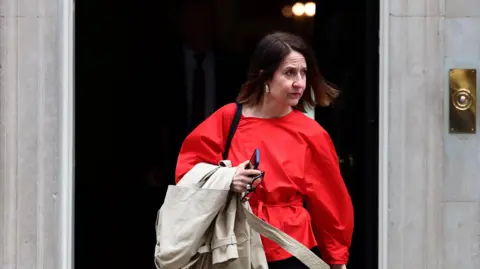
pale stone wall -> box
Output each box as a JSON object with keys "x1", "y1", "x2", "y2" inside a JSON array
[
  {"x1": 442, "y1": 1, "x2": 480, "y2": 267},
  {"x1": 385, "y1": 0, "x2": 480, "y2": 268},
  {"x1": 0, "y1": 0, "x2": 67, "y2": 268}
]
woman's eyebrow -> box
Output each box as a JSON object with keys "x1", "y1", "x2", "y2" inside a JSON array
[{"x1": 283, "y1": 65, "x2": 307, "y2": 69}]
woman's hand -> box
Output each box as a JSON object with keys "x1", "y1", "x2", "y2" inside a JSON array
[
  {"x1": 230, "y1": 160, "x2": 262, "y2": 193},
  {"x1": 330, "y1": 265, "x2": 347, "y2": 269}
]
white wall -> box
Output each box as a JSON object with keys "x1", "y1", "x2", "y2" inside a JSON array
[
  {"x1": 383, "y1": 0, "x2": 480, "y2": 268},
  {"x1": 0, "y1": 0, "x2": 73, "y2": 268},
  {"x1": 443, "y1": 2, "x2": 480, "y2": 268}
]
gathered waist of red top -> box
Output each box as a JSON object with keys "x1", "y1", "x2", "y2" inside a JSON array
[
  {"x1": 249, "y1": 198, "x2": 304, "y2": 208},
  {"x1": 248, "y1": 197, "x2": 306, "y2": 224}
]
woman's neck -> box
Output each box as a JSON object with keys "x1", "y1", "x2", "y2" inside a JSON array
[{"x1": 247, "y1": 99, "x2": 292, "y2": 119}]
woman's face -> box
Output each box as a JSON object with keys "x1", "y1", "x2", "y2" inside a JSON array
[{"x1": 266, "y1": 50, "x2": 307, "y2": 107}]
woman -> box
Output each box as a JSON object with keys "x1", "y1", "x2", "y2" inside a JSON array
[{"x1": 175, "y1": 32, "x2": 354, "y2": 269}]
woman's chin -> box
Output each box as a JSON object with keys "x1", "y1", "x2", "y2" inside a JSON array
[{"x1": 286, "y1": 98, "x2": 300, "y2": 106}]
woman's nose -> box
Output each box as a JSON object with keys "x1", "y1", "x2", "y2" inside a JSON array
[{"x1": 293, "y1": 79, "x2": 306, "y2": 89}]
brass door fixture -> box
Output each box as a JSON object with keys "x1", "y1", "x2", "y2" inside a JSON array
[{"x1": 449, "y1": 68, "x2": 477, "y2": 134}]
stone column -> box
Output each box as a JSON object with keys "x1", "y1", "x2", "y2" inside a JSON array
[
  {"x1": 0, "y1": 0, "x2": 73, "y2": 268},
  {"x1": 442, "y1": 1, "x2": 480, "y2": 268},
  {"x1": 384, "y1": 0, "x2": 480, "y2": 268}
]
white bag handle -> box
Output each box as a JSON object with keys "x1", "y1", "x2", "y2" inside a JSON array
[{"x1": 242, "y1": 201, "x2": 330, "y2": 269}]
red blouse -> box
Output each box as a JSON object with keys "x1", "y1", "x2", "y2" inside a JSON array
[{"x1": 175, "y1": 103, "x2": 354, "y2": 264}]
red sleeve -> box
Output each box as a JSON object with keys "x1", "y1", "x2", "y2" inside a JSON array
[
  {"x1": 174, "y1": 103, "x2": 237, "y2": 183},
  {"x1": 304, "y1": 129, "x2": 354, "y2": 265}
]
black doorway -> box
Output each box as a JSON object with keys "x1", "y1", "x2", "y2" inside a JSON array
[
  {"x1": 313, "y1": 0, "x2": 379, "y2": 268},
  {"x1": 74, "y1": 0, "x2": 379, "y2": 268}
]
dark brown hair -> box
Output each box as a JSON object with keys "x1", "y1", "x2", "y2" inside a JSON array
[{"x1": 236, "y1": 32, "x2": 338, "y2": 111}]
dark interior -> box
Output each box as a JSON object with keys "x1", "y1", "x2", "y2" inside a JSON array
[{"x1": 75, "y1": 0, "x2": 379, "y2": 268}]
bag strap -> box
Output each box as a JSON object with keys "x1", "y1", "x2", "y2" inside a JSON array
[
  {"x1": 243, "y1": 203, "x2": 330, "y2": 269},
  {"x1": 222, "y1": 102, "x2": 243, "y2": 160}
]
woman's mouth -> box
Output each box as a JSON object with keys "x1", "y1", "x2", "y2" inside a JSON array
[{"x1": 289, "y1": 93, "x2": 302, "y2": 98}]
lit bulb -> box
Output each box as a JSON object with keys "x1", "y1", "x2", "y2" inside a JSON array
[
  {"x1": 304, "y1": 2, "x2": 316, "y2": 16},
  {"x1": 292, "y1": 2, "x2": 305, "y2": 16}
]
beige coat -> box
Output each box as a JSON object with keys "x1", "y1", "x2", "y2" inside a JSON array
[{"x1": 154, "y1": 161, "x2": 328, "y2": 269}]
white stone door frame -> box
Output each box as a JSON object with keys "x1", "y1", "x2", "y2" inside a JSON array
[
  {"x1": 59, "y1": 0, "x2": 75, "y2": 269},
  {"x1": 378, "y1": 0, "x2": 389, "y2": 268},
  {"x1": 57, "y1": 0, "x2": 391, "y2": 268}
]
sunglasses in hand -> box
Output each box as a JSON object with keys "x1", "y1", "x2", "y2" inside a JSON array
[{"x1": 241, "y1": 171, "x2": 265, "y2": 202}]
